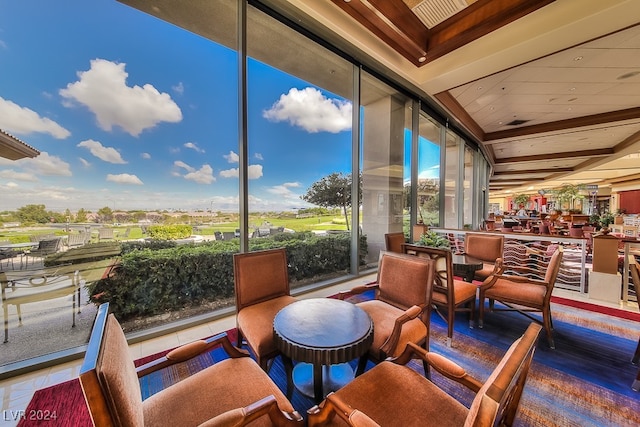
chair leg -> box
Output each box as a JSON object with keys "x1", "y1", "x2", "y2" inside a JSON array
[
  {"x1": 447, "y1": 305, "x2": 454, "y2": 348},
  {"x1": 633, "y1": 368, "x2": 640, "y2": 392},
  {"x1": 468, "y1": 299, "x2": 475, "y2": 329},
  {"x1": 478, "y1": 295, "x2": 485, "y2": 328},
  {"x1": 632, "y1": 338, "x2": 640, "y2": 365},
  {"x1": 543, "y1": 308, "x2": 555, "y2": 349},
  {"x1": 356, "y1": 354, "x2": 368, "y2": 376}
]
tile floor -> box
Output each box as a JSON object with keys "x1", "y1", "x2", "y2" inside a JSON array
[{"x1": 1, "y1": 275, "x2": 636, "y2": 427}]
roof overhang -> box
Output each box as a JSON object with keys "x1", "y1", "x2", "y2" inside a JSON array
[{"x1": 0, "y1": 129, "x2": 40, "y2": 160}]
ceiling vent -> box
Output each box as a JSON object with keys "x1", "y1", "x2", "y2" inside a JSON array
[
  {"x1": 506, "y1": 119, "x2": 530, "y2": 126},
  {"x1": 408, "y1": 0, "x2": 469, "y2": 28}
]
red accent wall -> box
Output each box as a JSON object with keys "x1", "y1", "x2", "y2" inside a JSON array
[{"x1": 619, "y1": 190, "x2": 640, "y2": 214}]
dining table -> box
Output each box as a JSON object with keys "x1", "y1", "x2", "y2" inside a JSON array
[{"x1": 273, "y1": 298, "x2": 373, "y2": 402}]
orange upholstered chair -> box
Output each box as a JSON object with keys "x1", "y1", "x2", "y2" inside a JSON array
[
  {"x1": 464, "y1": 233, "x2": 505, "y2": 282},
  {"x1": 384, "y1": 232, "x2": 406, "y2": 253},
  {"x1": 339, "y1": 252, "x2": 435, "y2": 374},
  {"x1": 79, "y1": 303, "x2": 303, "y2": 427},
  {"x1": 307, "y1": 323, "x2": 542, "y2": 427},
  {"x1": 479, "y1": 246, "x2": 563, "y2": 348},
  {"x1": 233, "y1": 248, "x2": 298, "y2": 372}
]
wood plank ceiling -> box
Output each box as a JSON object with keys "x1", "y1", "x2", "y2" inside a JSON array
[{"x1": 329, "y1": 0, "x2": 640, "y2": 197}]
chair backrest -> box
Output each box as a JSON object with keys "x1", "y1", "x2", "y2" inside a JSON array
[
  {"x1": 543, "y1": 246, "x2": 563, "y2": 287},
  {"x1": 538, "y1": 224, "x2": 550, "y2": 235},
  {"x1": 376, "y1": 252, "x2": 435, "y2": 311},
  {"x1": 629, "y1": 255, "x2": 640, "y2": 288},
  {"x1": 384, "y1": 232, "x2": 406, "y2": 253},
  {"x1": 233, "y1": 248, "x2": 290, "y2": 311},
  {"x1": 99, "y1": 228, "x2": 114, "y2": 240},
  {"x1": 402, "y1": 245, "x2": 453, "y2": 300},
  {"x1": 465, "y1": 322, "x2": 542, "y2": 427},
  {"x1": 568, "y1": 227, "x2": 584, "y2": 238},
  {"x1": 465, "y1": 233, "x2": 504, "y2": 263},
  {"x1": 38, "y1": 238, "x2": 62, "y2": 254},
  {"x1": 67, "y1": 233, "x2": 87, "y2": 248},
  {"x1": 79, "y1": 303, "x2": 143, "y2": 427}
]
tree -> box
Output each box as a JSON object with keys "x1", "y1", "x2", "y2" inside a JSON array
[
  {"x1": 76, "y1": 208, "x2": 88, "y2": 223},
  {"x1": 301, "y1": 172, "x2": 361, "y2": 230},
  {"x1": 97, "y1": 206, "x2": 113, "y2": 223},
  {"x1": 16, "y1": 204, "x2": 50, "y2": 224}
]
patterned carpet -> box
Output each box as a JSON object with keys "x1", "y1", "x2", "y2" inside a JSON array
[{"x1": 19, "y1": 295, "x2": 640, "y2": 426}]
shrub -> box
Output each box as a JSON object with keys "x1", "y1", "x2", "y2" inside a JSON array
[
  {"x1": 89, "y1": 232, "x2": 367, "y2": 320},
  {"x1": 146, "y1": 224, "x2": 192, "y2": 240}
]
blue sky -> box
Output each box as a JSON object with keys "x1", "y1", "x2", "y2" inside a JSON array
[{"x1": 0, "y1": 0, "x2": 354, "y2": 213}]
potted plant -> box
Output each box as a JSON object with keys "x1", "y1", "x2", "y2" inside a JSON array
[
  {"x1": 417, "y1": 230, "x2": 451, "y2": 249},
  {"x1": 512, "y1": 193, "x2": 530, "y2": 210}
]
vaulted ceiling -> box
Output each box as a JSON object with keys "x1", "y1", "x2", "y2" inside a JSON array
[{"x1": 323, "y1": 0, "x2": 640, "y2": 197}]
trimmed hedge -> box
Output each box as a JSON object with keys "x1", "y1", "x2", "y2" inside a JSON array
[{"x1": 88, "y1": 232, "x2": 367, "y2": 320}]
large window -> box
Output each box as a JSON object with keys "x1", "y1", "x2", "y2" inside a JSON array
[{"x1": 417, "y1": 115, "x2": 442, "y2": 227}]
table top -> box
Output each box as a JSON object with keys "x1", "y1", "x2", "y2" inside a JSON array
[
  {"x1": 452, "y1": 253, "x2": 483, "y2": 267},
  {"x1": 273, "y1": 298, "x2": 373, "y2": 366}
]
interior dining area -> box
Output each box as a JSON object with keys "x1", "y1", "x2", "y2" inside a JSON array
[{"x1": 2, "y1": 0, "x2": 640, "y2": 426}]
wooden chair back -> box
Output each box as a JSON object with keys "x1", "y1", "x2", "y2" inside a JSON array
[
  {"x1": 233, "y1": 248, "x2": 290, "y2": 312},
  {"x1": 376, "y1": 252, "x2": 435, "y2": 312},
  {"x1": 467, "y1": 323, "x2": 542, "y2": 426},
  {"x1": 384, "y1": 232, "x2": 406, "y2": 253},
  {"x1": 465, "y1": 233, "x2": 504, "y2": 263}
]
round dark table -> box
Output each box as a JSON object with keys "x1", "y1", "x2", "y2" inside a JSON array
[
  {"x1": 452, "y1": 253, "x2": 483, "y2": 282},
  {"x1": 273, "y1": 298, "x2": 373, "y2": 402}
]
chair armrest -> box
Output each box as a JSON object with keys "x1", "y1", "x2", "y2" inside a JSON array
[
  {"x1": 198, "y1": 395, "x2": 304, "y2": 427},
  {"x1": 391, "y1": 342, "x2": 483, "y2": 392},
  {"x1": 492, "y1": 274, "x2": 549, "y2": 286},
  {"x1": 338, "y1": 282, "x2": 379, "y2": 300},
  {"x1": 307, "y1": 393, "x2": 380, "y2": 427},
  {"x1": 379, "y1": 305, "x2": 424, "y2": 357},
  {"x1": 136, "y1": 332, "x2": 249, "y2": 377}
]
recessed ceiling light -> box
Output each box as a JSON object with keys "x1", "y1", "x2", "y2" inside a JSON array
[
  {"x1": 569, "y1": 87, "x2": 576, "y2": 91},
  {"x1": 573, "y1": 56, "x2": 583, "y2": 61},
  {"x1": 418, "y1": 56, "x2": 426, "y2": 63},
  {"x1": 477, "y1": 86, "x2": 483, "y2": 90}
]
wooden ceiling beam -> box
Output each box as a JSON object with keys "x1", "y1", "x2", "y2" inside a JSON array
[{"x1": 495, "y1": 148, "x2": 613, "y2": 164}]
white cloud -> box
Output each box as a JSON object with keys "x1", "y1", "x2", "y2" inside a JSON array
[
  {"x1": 6, "y1": 182, "x2": 18, "y2": 188},
  {"x1": 0, "y1": 169, "x2": 38, "y2": 182},
  {"x1": 107, "y1": 173, "x2": 144, "y2": 185},
  {"x1": 0, "y1": 96, "x2": 71, "y2": 138},
  {"x1": 263, "y1": 87, "x2": 351, "y2": 133},
  {"x1": 17, "y1": 151, "x2": 72, "y2": 176},
  {"x1": 0, "y1": 40, "x2": 7, "y2": 50},
  {"x1": 219, "y1": 164, "x2": 263, "y2": 179},
  {"x1": 224, "y1": 150, "x2": 239, "y2": 163},
  {"x1": 268, "y1": 182, "x2": 302, "y2": 199},
  {"x1": 141, "y1": 152, "x2": 151, "y2": 159},
  {"x1": 172, "y1": 82, "x2": 184, "y2": 95},
  {"x1": 254, "y1": 153, "x2": 264, "y2": 161},
  {"x1": 59, "y1": 58, "x2": 182, "y2": 136},
  {"x1": 184, "y1": 142, "x2": 204, "y2": 153},
  {"x1": 79, "y1": 157, "x2": 91, "y2": 168},
  {"x1": 174, "y1": 160, "x2": 195, "y2": 173},
  {"x1": 184, "y1": 164, "x2": 215, "y2": 184},
  {"x1": 77, "y1": 139, "x2": 127, "y2": 164}
]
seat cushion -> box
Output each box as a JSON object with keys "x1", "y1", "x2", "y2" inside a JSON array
[
  {"x1": 432, "y1": 280, "x2": 477, "y2": 306},
  {"x1": 237, "y1": 295, "x2": 297, "y2": 356},
  {"x1": 328, "y1": 361, "x2": 468, "y2": 426},
  {"x1": 485, "y1": 278, "x2": 546, "y2": 308},
  {"x1": 357, "y1": 300, "x2": 427, "y2": 359},
  {"x1": 474, "y1": 263, "x2": 495, "y2": 281},
  {"x1": 143, "y1": 357, "x2": 294, "y2": 427}
]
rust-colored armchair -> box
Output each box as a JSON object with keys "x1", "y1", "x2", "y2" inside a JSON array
[
  {"x1": 233, "y1": 248, "x2": 298, "y2": 371},
  {"x1": 307, "y1": 322, "x2": 542, "y2": 427},
  {"x1": 403, "y1": 245, "x2": 479, "y2": 347},
  {"x1": 79, "y1": 303, "x2": 303, "y2": 427},
  {"x1": 464, "y1": 233, "x2": 505, "y2": 282},
  {"x1": 479, "y1": 246, "x2": 563, "y2": 348},
  {"x1": 384, "y1": 232, "x2": 406, "y2": 253},
  {"x1": 339, "y1": 252, "x2": 435, "y2": 375}
]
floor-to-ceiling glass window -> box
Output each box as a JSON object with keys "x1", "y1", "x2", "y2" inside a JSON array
[
  {"x1": 463, "y1": 144, "x2": 475, "y2": 228},
  {"x1": 417, "y1": 115, "x2": 442, "y2": 227},
  {"x1": 246, "y1": 6, "x2": 355, "y2": 284},
  {"x1": 0, "y1": 0, "x2": 239, "y2": 367},
  {"x1": 444, "y1": 130, "x2": 461, "y2": 228},
  {"x1": 360, "y1": 72, "x2": 411, "y2": 265}
]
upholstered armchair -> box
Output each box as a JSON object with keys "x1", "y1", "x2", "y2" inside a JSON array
[
  {"x1": 80, "y1": 303, "x2": 303, "y2": 427},
  {"x1": 307, "y1": 323, "x2": 542, "y2": 427},
  {"x1": 233, "y1": 248, "x2": 298, "y2": 372},
  {"x1": 629, "y1": 255, "x2": 640, "y2": 391},
  {"x1": 339, "y1": 252, "x2": 435, "y2": 375},
  {"x1": 479, "y1": 246, "x2": 563, "y2": 348},
  {"x1": 384, "y1": 232, "x2": 406, "y2": 253},
  {"x1": 464, "y1": 233, "x2": 504, "y2": 282}
]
